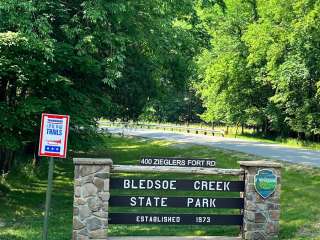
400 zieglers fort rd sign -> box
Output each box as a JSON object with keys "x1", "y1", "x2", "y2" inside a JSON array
[
  {"x1": 108, "y1": 176, "x2": 244, "y2": 225},
  {"x1": 140, "y1": 157, "x2": 216, "y2": 167}
]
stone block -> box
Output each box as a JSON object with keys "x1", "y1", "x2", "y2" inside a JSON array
[
  {"x1": 74, "y1": 207, "x2": 79, "y2": 215},
  {"x1": 80, "y1": 175, "x2": 94, "y2": 185},
  {"x1": 104, "y1": 179, "x2": 110, "y2": 191},
  {"x1": 78, "y1": 228, "x2": 89, "y2": 237},
  {"x1": 95, "y1": 172, "x2": 110, "y2": 179},
  {"x1": 252, "y1": 231, "x2": 266, "y2": 240},
  {"x1": 244, "y1": 222, "x2": 264, "y2": 231},
  {"x1": 75, "y1": 186, "x2": 81, "y2": 197},
  {"x1": 75, "y1": 179, "x2": 81, "y2": 187},
  {"x1": 86, "y1": 217, "x2": 102, "y2": 231},
  {"x1": 102, "y1": 202, "x2": 109, "y2": 211},
  {"x1": 244, "y1": 210, "x2": 255, "y2": 222},
  {"x1": 256, "y1": 203, "x2": 267, "y2": 211},
  {"x1": 267, "y1": 222, "x2": 279, "y2": 234},
  {"x1": 79, "y1": 205, "x2": 91, "y2": 220},
  {"x1": 245, "y1": 201, "x2": 256, "y2": 211},
  {"x1": 80, "y1": 165, "x2": 103, "y2": 177},
  {"x1": 74, "y1": 166, "x2": 80, "y2": 179},
  {"x1": 88, "y1": 197, "x2": 101, "y2": 212},
  {"x1": 75, "y1": 198, "x2": 86, "y2": 206},
  {"x1": 82, "y1": 183, "x2": 97, "y2": 198},
  {"x1": 270, "y1": 210, "x2": 280, "y2": 221},
  {"x1": 255, "y1": 212, "x2": 266, "y2": 223},
  {"x1": 267, "y1": 203, "x2": 280, "y2": 210},
  {"x1": 98, "y1": 192, "x2": 110, "y2": 202},
  {"x1": 88, "y1": 229, "x2": 107, "y2": 239},
  {"x1": 73, "y1": 217, "x2": 85, "y2": 230},
  {"x1": 93, "y1": 177, "x2": 104, "y2": 192},
  {"x1": 93, "y1": 211, "x2": 108, "y2": 218}
]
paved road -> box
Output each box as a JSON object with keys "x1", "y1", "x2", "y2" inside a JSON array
[{"x1": 106, "y1": 127, "x2": 320, "y2": 167}]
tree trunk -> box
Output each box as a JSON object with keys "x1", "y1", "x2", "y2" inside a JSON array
[
  {"x1": 0, "y1": 149, "x2": 15, "y2": 173},
  {"x1": 235, "y1": 122, "x2": 240, "y2": 138},
  {"x1": 32, "y1": 142, "x2": 41, "y2": 167}
]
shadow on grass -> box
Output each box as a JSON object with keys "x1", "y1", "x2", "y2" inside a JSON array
[{"x1": 0, "y1": 234, "x2": 27, "y2": 240}]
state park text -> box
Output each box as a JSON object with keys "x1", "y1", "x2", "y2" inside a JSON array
[{"x1": 109, "y1": 177, "x2": 244, "y2": 225}]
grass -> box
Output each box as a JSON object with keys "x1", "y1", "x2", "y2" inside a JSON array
[
  {"x1": 225, "y1": 133, "x2": 320, "y2": 151},
  {"x1": 0, "y1": 136, "x2": 319, "y2": 239}
]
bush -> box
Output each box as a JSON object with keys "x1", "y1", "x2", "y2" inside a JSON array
[{"x1": 0, "y1": 182, "x2": 10, "y2": 197}]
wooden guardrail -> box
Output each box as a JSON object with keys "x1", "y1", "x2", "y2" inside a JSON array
[{"x1": 100, "y1": 121, "x2": 225, "y2": 137}]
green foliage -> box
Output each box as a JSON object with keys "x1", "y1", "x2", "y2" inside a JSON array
[
  {"x1": 1, "y1": 136, "x2": 320, "y2": 239},
  {"x1": 195, "y1": 0, "x2": 320, "y2": 138},
  {"x1": 0, "y1": 183, "x2": 10, "y2": 197},
  {"x1": 0, "y1": 0, "x2": 196, "y2": 171}
]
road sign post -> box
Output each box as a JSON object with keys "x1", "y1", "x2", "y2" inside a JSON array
[
  {"x1": 39, "y1": 113, "x2": 69, "y2": 240},
  {"x1": 43, "y1": 157, "x2": 54, "y2": 240}
]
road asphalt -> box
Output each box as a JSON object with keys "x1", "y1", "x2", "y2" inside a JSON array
[{"x1": 106, "y1": 127, "x2": 320, "y2": 168}]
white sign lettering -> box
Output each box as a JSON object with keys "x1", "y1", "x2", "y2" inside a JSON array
[{"x1": 123, "y1": 179, "x2": 177, "y2": 190}]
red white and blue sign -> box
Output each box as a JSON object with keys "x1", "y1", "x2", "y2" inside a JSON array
[{"x1": 39, "y1": 113, "x2": 70, "y2": 158}]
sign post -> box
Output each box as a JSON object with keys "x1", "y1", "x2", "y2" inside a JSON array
[
  {"x1": 38, "y1": 113, "x2": 70, "y2": 240},
  {"x1": 43, "y1": 157, "x2": 54, "y2": 240}
]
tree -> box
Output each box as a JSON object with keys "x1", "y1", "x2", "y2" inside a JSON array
[
  {"x1": 0, "y1": 0, "x2": 197, "y2": 172},
  {"x1": 195, "y1": 0, "x2": 272, "y2": 132},
  {"x1": 195, "y1": 0, "x2": 320, "y2": 139}
]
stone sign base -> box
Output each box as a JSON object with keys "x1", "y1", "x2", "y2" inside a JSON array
[{"x1": 73, "y1": 158, "x2": 281, "y2": 240}]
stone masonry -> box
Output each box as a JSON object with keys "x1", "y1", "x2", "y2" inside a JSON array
[
  {"x1": 72, "y1": 158, "x2": 281, "y2": 240},
  {"x1": 73, "y1": 158, "x2": 112, "y2": 240},
  {"x1": 239, "y1": 161, "x2": 281, "y2": 240}
]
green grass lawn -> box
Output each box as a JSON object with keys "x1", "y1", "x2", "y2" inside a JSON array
[{"x1": 0, "y1": 136, "x2": 320, "y2": 239}]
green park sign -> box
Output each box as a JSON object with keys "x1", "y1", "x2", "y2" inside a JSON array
[{"x1": 254, "y1": 169, "x2": 277, "y2": 199}]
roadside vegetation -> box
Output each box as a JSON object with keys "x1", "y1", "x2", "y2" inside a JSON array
[
  {"x1": 104, "y1": 121, "x2": 320, "y2": 151},
  {"x1": 1, "y1": 1, "x2": 320, "y2": 239},
  {"x1": 0, "y1": 136, "x2": 320, "y2": 240},
  {"x1": 3, "y1": 0, "x2": 320, "y2": 175}
]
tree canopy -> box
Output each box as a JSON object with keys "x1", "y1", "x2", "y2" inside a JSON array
[
  {"x1": 2, "y1": 0, "x2": 320, "y2": 172},
  {"x1": 195, "y1": 0, "x2": 320, "y2": 138},
  {"x1": 0, "y1": 0, "x2": 196, "y2": 171}
]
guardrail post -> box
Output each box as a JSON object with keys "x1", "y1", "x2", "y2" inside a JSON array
[
  {"x1": 239, "y1": 161, "x2": 281, "y2": 240},
  {"x1": 73, "y1": 158, "x2": 112, "y2": 240}
]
